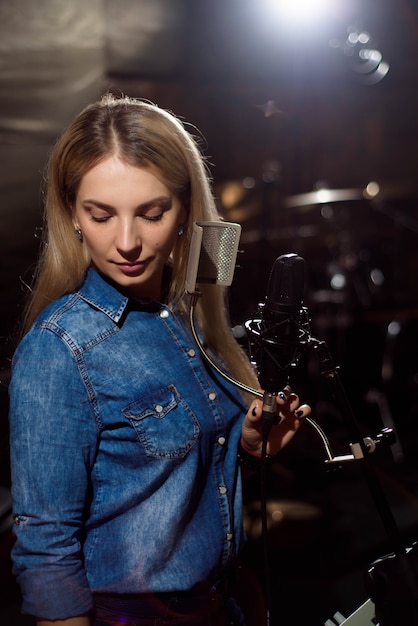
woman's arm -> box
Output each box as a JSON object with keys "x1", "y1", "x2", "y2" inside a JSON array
[
  {"x1": 37, "y1": 616, "x2": 90, "y2": 626},
  {"x1": 9, "y1": 330, "x2": 97, "y2": 619}
]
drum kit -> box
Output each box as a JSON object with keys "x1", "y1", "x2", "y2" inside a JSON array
[
  {"x1": 232, "y1": 184, "x2": 418, "y2": 318},
  {"x1": 222, "y1": 182, "x2": 418, "y2": 399}
]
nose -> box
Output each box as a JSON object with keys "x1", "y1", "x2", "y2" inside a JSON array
[{"x1": 115, "y1": 217, "x2": 142, "y2": 258}]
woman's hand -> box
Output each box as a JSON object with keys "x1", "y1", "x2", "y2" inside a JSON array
[{"x1": 241, "y1": 385, "x2": 310, "y2": 458}]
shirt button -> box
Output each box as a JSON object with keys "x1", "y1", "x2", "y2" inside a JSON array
[
  {"x1": 226, "y1": 533, "x2": 233, "y2": 541},
  {"x1": 217, "y1": 436, "x2": 226, "y2": 446},
  {"x1": 154, "y1": 404, "x2": 163, "y2": 413},
  {"x1": 208, "y1": 392, "x2": 217, "y2": 401},
  {"x1": 219, "y1": 485, "x2": 227, "y2": 495},
  {"x1": 187, "y1": 349, "x2": 196, "y2": 357},
  {"x1": 159, "y1": 309, "x2": 170, "y2": 319}
]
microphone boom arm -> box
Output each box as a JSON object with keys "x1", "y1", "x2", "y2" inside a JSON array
[
  {"x1": 306, "y1": 335, "x2": 405, "y2": 556},
  {"x1": 304, "y1": 334, "x2": 418, "y2": 625}
]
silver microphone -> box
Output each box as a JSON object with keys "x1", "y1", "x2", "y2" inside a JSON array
[
  {"x1": 185, "y1": 221, "x2": 241, "y2": 293},
  {"x1": 185, "y1": 220, "x2": 260, "y2": 398}
]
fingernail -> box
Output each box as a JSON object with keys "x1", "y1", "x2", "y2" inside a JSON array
[
  {"x1": 295, "y1": 409, "x2": 304, "y2": 418},
  {"x1": 278, "y1": 392, "x2": 286, "y2": 401},
  {"x1": 252, "y1": 406, "x2": 257, "y2": 417}
]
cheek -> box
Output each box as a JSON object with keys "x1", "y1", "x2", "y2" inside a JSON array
[
  {"x1": 82, "y1": 232, "x2": 106, "y2": 257},
  {"x1": 154, "y1": 230, "x2": 178, "y2": 252}
]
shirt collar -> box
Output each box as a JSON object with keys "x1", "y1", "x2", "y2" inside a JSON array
[{"x1": 77, "y1": 267, "x2": 131, "y2": 324}]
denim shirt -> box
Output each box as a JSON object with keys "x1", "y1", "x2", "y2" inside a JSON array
[{"x1": 9, "y1": 268, "x2": 248, "y2": 620}]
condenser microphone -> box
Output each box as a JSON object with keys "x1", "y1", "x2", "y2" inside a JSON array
[
  {"x1": 186, "y1": 220, "x2": 261, "y2": 398},
  {"x1": 246, "y1": 253, "x2": 308, "y2": 394},
  {"x1": 185, "y1": 221, "x2": 241, "y2": 293}
]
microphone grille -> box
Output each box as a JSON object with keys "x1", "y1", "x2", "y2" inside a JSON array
[{"x1": 185, "y1": 221, "x2": 241, "y2": 293}]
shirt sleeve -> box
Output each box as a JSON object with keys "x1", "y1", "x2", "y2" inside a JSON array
[{"x1": 9, "y1": 326, "x2": 98, "y2": 619}]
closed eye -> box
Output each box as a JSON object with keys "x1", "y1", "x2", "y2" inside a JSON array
[
  {"x1": 141, "y1": 211, "x2": 163, "y2": 222},
  {"x1": 140, "y1": 198, "x2": 171, "y2": 221},
  {"x1": 91, "y1": 214, "x2": 111, "y2": 223},
  {"x1": 80, "y1": 196, "x2": 172, "y2": 223},
  {"x1": 81, "y1": 202, "x2": 113, "y2": 223}
]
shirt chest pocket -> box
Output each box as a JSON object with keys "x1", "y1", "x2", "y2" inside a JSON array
[{"x1": 122, "y1": 384, "x2": 200, "y2": 458}]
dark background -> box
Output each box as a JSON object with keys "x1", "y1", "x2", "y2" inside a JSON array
[{"x1": 1, "y1": 1, "x2": 418, "y2": 624}]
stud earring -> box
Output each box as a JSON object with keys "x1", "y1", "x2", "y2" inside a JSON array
[
  {"x1": 178, "y1": 225, "x2": 185, "y2": 236},
  {"x1": 75, "y1": 228, "x2": 83, "y2": 242}
]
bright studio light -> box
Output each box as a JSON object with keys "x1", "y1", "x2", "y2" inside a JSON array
[{"x1": 264, "y1": 0, "x2": 333, "y2": 23}]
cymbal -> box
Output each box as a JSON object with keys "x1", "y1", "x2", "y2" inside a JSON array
[
  {"x1": 239, "y1": 224, "x2": 319, "y2": 244},
  {"x1": 283, "y1": 188, "x2": 365, "y2": 209}
]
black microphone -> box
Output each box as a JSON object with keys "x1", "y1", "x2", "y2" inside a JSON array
[{"x1": 246, "y1": 253, "x2": 308, "y2": 401}]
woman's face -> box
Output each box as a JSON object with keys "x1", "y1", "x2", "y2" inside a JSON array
[{"x1": 73, "y1": 155, "x2": 187, "y2": 300}]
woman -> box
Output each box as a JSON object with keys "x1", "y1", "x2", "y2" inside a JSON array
[{"x1": 9, "y1": 93, "x2": 310, "y2": 626}]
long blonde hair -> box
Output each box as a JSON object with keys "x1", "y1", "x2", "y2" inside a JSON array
[{"x1": 24, "y1": 93, "x2": 258, "y2": 394}]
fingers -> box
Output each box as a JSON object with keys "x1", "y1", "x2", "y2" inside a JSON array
[
  {"x1": 247, "y1": 398, "x2": 262, "y2": 424},
  {"x1": 277, "y1": 384, "x2": 292, "y2": 402},
  {"x1": 243, "y1": 386, "x2": 311, "y2": 457},
  {"x1": 276, "y1": 385, "x2": 306, "y2": 420},
  {"x1": 247, "y1": 386, "x2": 311, "y2": 424}
]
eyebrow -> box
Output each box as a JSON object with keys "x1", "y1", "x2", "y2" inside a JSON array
[{"x1": 81, "y1": 196, "x2": 172, "y2": 212}]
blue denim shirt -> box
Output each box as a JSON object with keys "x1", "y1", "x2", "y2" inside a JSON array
[{"x1": 9, "y1": 268, "x2": 248, "y2": 620}]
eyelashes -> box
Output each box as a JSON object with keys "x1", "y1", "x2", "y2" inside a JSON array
[
  {"x1": 140, "y1": 213, "x2": 164, "y2": 222},
  {"x1": 89, "y1": 211, "x2": 164, "y2": 223},
  {"x1": 80, "y1": 195, "x2": 173, "y2": 224}
]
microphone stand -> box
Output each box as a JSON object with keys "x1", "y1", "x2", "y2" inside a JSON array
[
  {"x1": 260, "y1": 392, "x2": 281, "y2": 626},
  {"x1": 307, "y1": 336, "x2": 418, "y2": 625},
  {"x1": 189, "y1": 288, "x2": 418, "y2": 624}
]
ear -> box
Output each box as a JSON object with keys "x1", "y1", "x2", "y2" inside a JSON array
[{"x1": 71, "y1": 211, "x2": 83, "y2": 241}]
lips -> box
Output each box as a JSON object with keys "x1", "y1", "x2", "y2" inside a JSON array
[{"x1": 116, "y1": 261, "x2": 147, "y2": 276}]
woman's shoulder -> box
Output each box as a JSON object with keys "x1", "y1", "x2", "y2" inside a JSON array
[
  {"x1": 24, "y1": 272, "x2": 129, "y2": 349},
  {"x1": 28, "y1": 290, "x2": 82, "y2": 336},
  {"x1": 35, "y1": 291, "x2": 77, "y2": 322},
  {"x1": 17, "y1": 285, "x2": 93, "y2": 353},
  {"x1": 14, "y1": 292, "x2": 81, "y2": 358}
]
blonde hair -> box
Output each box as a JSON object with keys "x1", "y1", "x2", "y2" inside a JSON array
[{"x1": 23, "y1": 93, "x2": 258, "y2": 394}]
